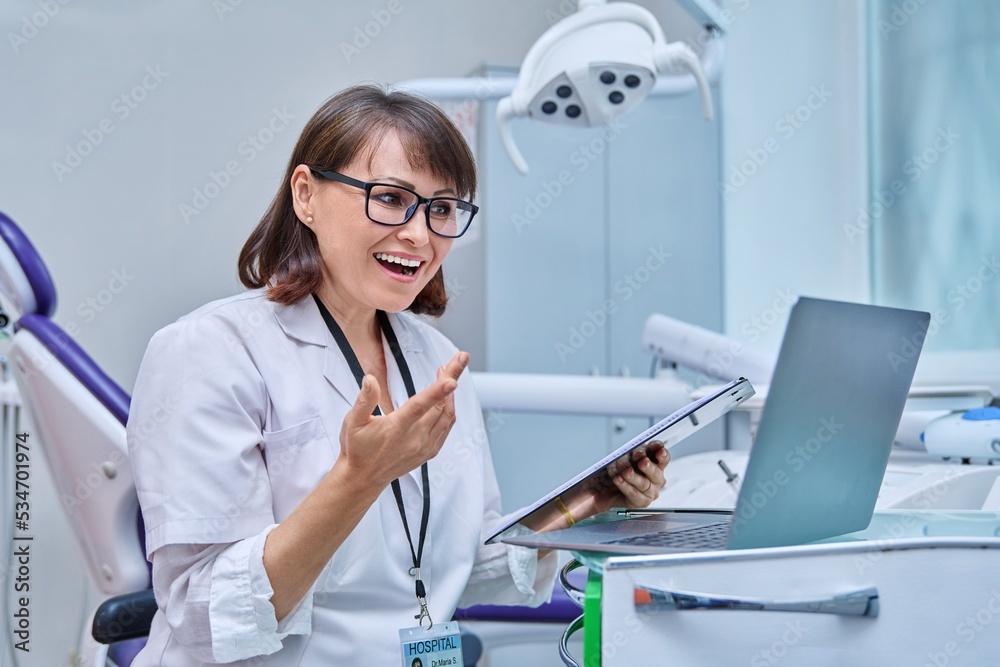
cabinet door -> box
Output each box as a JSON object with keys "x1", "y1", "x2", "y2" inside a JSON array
[
  {"x1": 606, "y1": 91, "x2": 727, "y2": 458},
  {"x1": 479, "y1": 99, "x2": 613, "y2": 509}
]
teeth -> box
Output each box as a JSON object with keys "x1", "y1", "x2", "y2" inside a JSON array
[{"x1": 375, "y1": 252, "x2": 423, "y2": 268}]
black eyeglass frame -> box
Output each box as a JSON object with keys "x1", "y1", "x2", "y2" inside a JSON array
[{"x1": 309, "y1": 167, "x2": 479, "y2": 239}]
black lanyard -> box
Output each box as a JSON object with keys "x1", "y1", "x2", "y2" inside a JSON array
[{"x1": 313, "y1": 295, "x2": 432, "y2": 623}]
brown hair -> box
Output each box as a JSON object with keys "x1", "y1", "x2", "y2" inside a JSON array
[{"x1": 238, "y1": 84, "x2": 476, "y2": 316}]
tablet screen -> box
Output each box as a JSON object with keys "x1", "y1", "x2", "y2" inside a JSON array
[{"x1": 485, "y1": 377, "x2": 754, "y2": 543}]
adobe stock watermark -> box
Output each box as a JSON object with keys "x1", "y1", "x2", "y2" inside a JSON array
[
  {"x1": 720, "y1": 84, "x2": 833, "y2": 198},
  {"x1": 887, "y1": 255, "x2": 999, "y2": 373},
  {"x1": 438, "y1": 272, "x2": 472, "y2": 313},
  {"x1": 51, "y1": 65, "x2": 169, "y2": 182},
  {"x1": 428, "y1": 409, "x2": 509, "y2": 493},
  {"x1": 213, "y1": 0, "x2": 243, "y2": 21},
  {"x1": 128, "y1": 395, "x2": 181, "y2": 446},
  {"x1": 853, "y1": 463, "x2": 963, "y2": 575},
  {"x1": 844, "y1": 126, "x2": 960, "y2": 243},
  {"x1": 731, "y1": 416, "x2": 844, "y2": 529},
  {"x1": 555, "y1": 245, "x2": 671, "y2": 363},
  {"x1": 511, "y1": 117, "x2": 628, "y2": 234},
  {"x1": 691, "y1": 288, "x2": 795, "y2": 385},
  {"x1": 946, "y1": 255, "x2": 999, "y2": 313},
  {"x1": 174, "y1": 426, "x2": 304, "y2": 540},
  {"x1": 60, "y1": 450, "x2": 126, "y2": 511},
  {"x1": 340, "y1": 0, "x2": 406, "y2": 63},
  {"x1": 60, "y1": 267, "x2": 136, "y2": 339},
  {"x1": 684, "y1": 0, "x2": 755, "y2": 58},
  {"x1": 28, "y1": 267, "x2": 135, "y2": 374},
  {"x1": 921, "y1": 589, "x2": 1000, "y2": 667},
  {"x1": 179, "y1": 107, "x2": 295, "y2": 223},
  {"x1": 543, "y1": 0, "x2": 576, "y2": 25},
  {"x1": 876, "y1": 0, "x2": 933, "y2": 41},
  {"x1": 750, "y1": 620, "x2": 810, "y2": 667},
  {"x1": 8, "y1": 0, "x2": 72, "y2": 53},
  {"x1": 218, "y1": 303, "x2": 275, "y2": 356}
]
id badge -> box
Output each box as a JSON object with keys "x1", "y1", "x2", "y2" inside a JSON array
[{"x1": 399, "y1": 621, "x2": 464, "y2": 667}]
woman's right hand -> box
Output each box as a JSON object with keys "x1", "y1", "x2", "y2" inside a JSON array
[{"x1": 337, "y1": 351, "x2": 470, "y2": 487}]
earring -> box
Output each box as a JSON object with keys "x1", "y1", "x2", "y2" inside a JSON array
[{"x1": 305, "y1": 215, "x2": 313, "y2": 223}]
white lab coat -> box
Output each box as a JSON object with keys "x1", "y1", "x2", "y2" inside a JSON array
[{"x1": 127, "y1": 289, "x2": 556, "y2": 665}]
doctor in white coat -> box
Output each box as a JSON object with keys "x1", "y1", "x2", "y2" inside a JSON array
[{"x1": 127, "y1": 84, "x2": 670, "y2": 665}]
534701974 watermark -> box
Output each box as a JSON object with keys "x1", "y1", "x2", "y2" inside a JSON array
[{"x1": 10, "y1": 431, "x2": 34, "y2": 652}]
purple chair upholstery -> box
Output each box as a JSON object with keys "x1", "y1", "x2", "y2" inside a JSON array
[
  {"x1": 16, "y1": 314, "x2": 131, "y2": 424},
  {"x1": 107, "y1": 638, "x2": 147, "y2": 667},
  {"x1": 0, "y1": 211, "x2": 57, "y2": 318},
  {"x1": 454, "y1": 585, "x2": 582, "y2": 623}
]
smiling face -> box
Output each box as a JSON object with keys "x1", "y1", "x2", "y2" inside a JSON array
[{"x1": 291, "y1": 130, "x2": 456, "y2": 318}]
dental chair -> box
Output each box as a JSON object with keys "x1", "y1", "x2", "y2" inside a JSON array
[
  {"x1": 0, "y1": 211, "x2": 151, "y2": 665},
  {"x1": 0, "y1": 212, "x2": 578, "y2": 666}
]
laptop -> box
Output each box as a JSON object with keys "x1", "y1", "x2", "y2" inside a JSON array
[{"x1": 498, "y1": 297, "x2": 931, "y2": 554}]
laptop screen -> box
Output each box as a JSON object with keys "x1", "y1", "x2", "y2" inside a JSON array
[{"x1": 726, "y1": 297, "x2": 930, "y2": 549}]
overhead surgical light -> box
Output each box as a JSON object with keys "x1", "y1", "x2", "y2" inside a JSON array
[{"x1": 497, "y1": 0, "x2": 725, "y2": 174}]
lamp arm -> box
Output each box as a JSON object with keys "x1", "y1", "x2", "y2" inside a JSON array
[
  {"x1": 655, "y1": 41, "x2": 714, "y2": 120},
  {"x1": 496, "y1": 97, "x2": 530, "y2": 174}
]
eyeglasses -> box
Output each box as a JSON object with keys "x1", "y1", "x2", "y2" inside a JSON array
[{"x1": 309, "y1": 168, "x2": 478, "y2": 239}]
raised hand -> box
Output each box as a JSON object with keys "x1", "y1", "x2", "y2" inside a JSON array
[{"x1": 337, "y1": 351, "x2": 469, "y2": 488}]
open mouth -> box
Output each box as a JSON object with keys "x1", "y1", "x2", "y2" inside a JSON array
[{"x1": 374, "y1": 252, "x2": 423, "y2": 277}]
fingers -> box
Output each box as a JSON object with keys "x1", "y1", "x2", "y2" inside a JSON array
[
  {"x1": 343, "y1": 374, "x2": 381, "y2": 430},
  {"x1": 649, "y1": 442, "x2": 671, "y2": 470},
  {"x1": 396, "y1": 375, "x2": 457, "y2": 423},
  {"x1": 419, "y1": 355, "x2": 471, "y2": 453},
  {"x1": 426, "y1": 393, "x2": 457, "y2": 449},
  {"x1": 635, "y1": 455, "x2": 665, "y2": 490},
  {"x1": 395, "y1": 352, "x2": 469, "y2": 423},
  {"x1": 441, "y1": 351, "x2": 470, "y2": 381},
  {"x1": 613, "y1": 469, "x2": 657, "y2": 507},
  {"x1": 614, "y1": 453, "x2": 667, "y2": 508}
]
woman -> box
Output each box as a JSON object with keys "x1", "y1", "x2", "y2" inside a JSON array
[{"x1": 127, "y1": 84, "x2": 669, "y2": 665}]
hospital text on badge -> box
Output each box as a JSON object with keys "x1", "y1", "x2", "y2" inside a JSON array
[
  {"x1": 403, "y1": 635, "x2": 458, "y2": 657},
  {"x1": 399, "y1": 621, "x2": 464, "y2": 667}
]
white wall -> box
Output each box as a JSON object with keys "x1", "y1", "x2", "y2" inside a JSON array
[{"x1": 2, "y1": 0, "x2": 593, "y2": 393}]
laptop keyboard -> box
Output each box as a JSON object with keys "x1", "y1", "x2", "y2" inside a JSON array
[{"x1": 600, "y1": 521, "x2": 731, "y2": 549}]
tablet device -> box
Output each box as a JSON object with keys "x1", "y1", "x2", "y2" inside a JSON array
[{"x1": 485, "y1": 377, "x2": 755, "y2": 543}]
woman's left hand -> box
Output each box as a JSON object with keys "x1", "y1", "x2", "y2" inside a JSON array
[
  {"x1": 596, "y1": 442, "x2": 671, "y2": 511},
  {"x1": 525, "y1": 442, "x2": 671, "y2": 536}
]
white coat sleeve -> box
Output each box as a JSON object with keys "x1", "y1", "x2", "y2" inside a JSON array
[
  {"x1": 128, "y1": 316, "x2": 313, "y2": 662},
  {"x1": 457, "y1": 392, "x2": 559, "y2": 608},
  {"x1": 148, "y1": 530, "x2": 314, "y2": 663}
]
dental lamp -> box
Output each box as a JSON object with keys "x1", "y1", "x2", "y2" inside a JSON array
[{"x1": 497, "y1": 0, "x2": 722, "y2": 174}]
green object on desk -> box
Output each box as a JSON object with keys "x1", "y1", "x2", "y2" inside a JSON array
[{"x1": 584, "y1": 570, "x2": 603, "y2": 666}]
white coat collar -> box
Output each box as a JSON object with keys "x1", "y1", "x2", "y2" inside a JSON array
[
  {"x1": 272, "y1": 296, "x2": 423, "y2": 353},
  {"x1": 273, "y1": 296, "x2": 423, "y2": 406}
]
